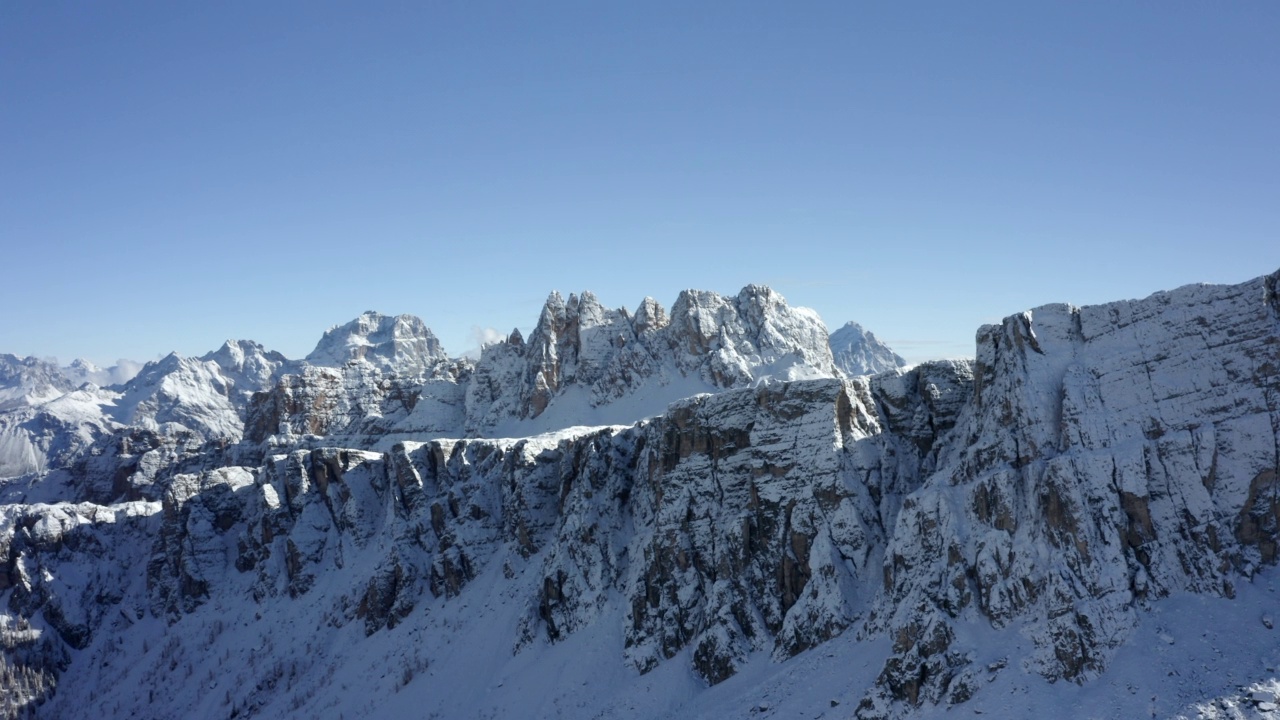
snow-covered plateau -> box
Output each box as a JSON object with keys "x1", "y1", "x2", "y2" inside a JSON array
[{"x1": 0, "y1": 275, "x2": 1278, "y2": 719}]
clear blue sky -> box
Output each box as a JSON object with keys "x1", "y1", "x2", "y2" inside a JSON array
[{"x1": 3, "y1": 2, "x2": 1278, "y2": 366}]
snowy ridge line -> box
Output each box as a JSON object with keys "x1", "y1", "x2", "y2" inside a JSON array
[
  {"x1": 0, "y1": 269, "x2": 1278, "y2": 719},
  {"x1": 2, "y1": 284, "x2": 897, "y2": 488}
]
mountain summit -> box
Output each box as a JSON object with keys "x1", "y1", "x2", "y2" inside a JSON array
[
  {"x1": 464, "y1": 285, "x2": 838, "y2": 435},
  {"x1": 306, "y1": 311, "x2": 447, "y2": 376},
  {"x1": 828, "y1": 321, "x2": 907, "y2": 376}
]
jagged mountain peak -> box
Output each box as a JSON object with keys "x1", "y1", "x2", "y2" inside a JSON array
[
  {"x1": 633, "y1": 296, "x2": 668, "y2": 336},
  {"x1": 137, "y1": 351, "x2": 184, "y2": 374},
  {"x1": 835, "y1": 320, "x2": 865, "y2": 332},
  {"x1": 464, "y1": 284, "x2": 838, "y2": 435},
  {"x1": 0, "y1": 353, "x2": 67, "y2": 380},
  {"x1": 829, "y1": 320, "x2": 906, "y2": 377},
  {"x1": 736, "y1": 282, "x2": 780, "y2": 302},
  {"x1": 531, "y1": 290, "x2": 617, "y2": 334},
  {"x1": 83, "y1": 339, "x2": 298, "y2": 446},
  {"x1": 666, "y1": 284, "x2": 836, "y2": 379},
  {"x1": 667, "y1": 287, "x2": 723, "y2": 316},
  {"x1": 666, "y1": 283, "x2": 781, "y2": 311},
  {"x1": 572, "y1": 290, "x2": 612, "y2": 325},
  {"x1": 64, "y1": 357, "x2": 98, "y2": 374},
  {"x1": 200, "y1": 339, "x2": 289, "y2": 380},
  {"x1": 538, "y1": 291, "x2": 566, "y2": 319},
  {"x1": 204, "y1": 338, "x2": 277, "y2": 361}
]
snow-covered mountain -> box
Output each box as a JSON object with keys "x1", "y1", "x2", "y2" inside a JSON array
[
  {"x1": 0, "y1": 355, "x2": 75, "y2": 411},
  {"x1": 463, "y1": 285, "x2": 838, "y2": 436},
  {"x1": 0, "y1": 341, "x2": 296, "y2": 491},
  {"x1": 829, "y1": 321, "x2": 906, "y2": 376},
  {"x1": 1, "y1": 289, "x2": 842, "y2": 488},
  {"x1": 0, "y1": 355, "x2": 143, "y2": 413},
  {"x1": 111, "y1": 340, "x2": 295, "y2": 439},
  {"x1": 305, "y1": 311, "x2": 447, "y2": 378},
  {"x1": 0, "y1": 354, "x2": 124, "y2": 482},
  {"x1": 1, "y1": 273, "x2": 1278, "y2": 720},
  {"x1": 61, "y1": 358, "x2": 143, "y2": 388},
  {"x1": 0, "y1": 356, "x2": 152, "y2": 480}
]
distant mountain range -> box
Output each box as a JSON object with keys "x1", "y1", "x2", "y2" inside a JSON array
[
  {"x1": 2, "y1": 274, "x2": 1277, "y2": 719},
  {"x1": 0, "y1": 286, "x2": 901, "y2": 488}
]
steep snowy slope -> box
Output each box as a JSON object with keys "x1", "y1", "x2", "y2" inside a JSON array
[
  {"x1": 110, "y1": 340, "x2": 295, "y2": 440},
  {"x1": 0, "y1": 387, "x2": 119, "y2": 482},
  {"x1": 0, "y1": 357, "x2": 144, "y2": 481}
]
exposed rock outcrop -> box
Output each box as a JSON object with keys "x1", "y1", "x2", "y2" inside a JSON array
[
  {"x1": 242, "y1": 361, "x2": 470, "y2": 452},
  {"x1": 860, "y1": 271, "x2": 1280, "y2": 716}
]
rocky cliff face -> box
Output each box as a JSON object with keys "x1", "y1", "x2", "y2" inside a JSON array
[
  {"x1": 610, "y1": 371, "x2": 968, "y2": 682},
  {"x1": 858, "y1": 272, "x2": 1280, "y2": 715},
  {"x1": 0, "y1": 272, "x2": 1276, "y2": 719},
  {"x1": 242, "y1": 361, "x2": 471, "y2": 453},
  {"x1": 0, "y1": 366, "x2": 972, "y2": 717}
]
